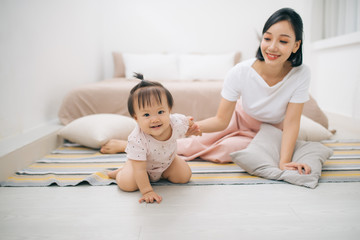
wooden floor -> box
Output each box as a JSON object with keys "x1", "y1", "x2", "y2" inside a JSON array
[
  {"x1": 1, "y1": 112, "x2": 359, "y2": 240},
  {"x1": 1, "y1": 183, "x2": 360, "y2": 240}
]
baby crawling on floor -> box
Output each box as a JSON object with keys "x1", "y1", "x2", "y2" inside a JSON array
[{"x1": 107, "y1": 73, "x2": 200, "y2": 203}]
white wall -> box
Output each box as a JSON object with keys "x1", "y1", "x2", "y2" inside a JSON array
[
  {"x1": 3, "y1": 0, "x2": 358, "y2": 147},
  {"x1": 309, "y1": 38, "x2": 360, "y2": 119},
  {"x1": 308, "y1": 1, "x2": 360, "y2": 120},
  {"x1": 0, "y1": 0, "x2": 103, "y2": 142},
  {"x1": 1, "y1": 0, "x2": 311, "y2": 144}
]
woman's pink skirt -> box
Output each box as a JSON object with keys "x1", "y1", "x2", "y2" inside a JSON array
[{"x1": 177, "y1": 101, "x2": 262, "y2": 163}]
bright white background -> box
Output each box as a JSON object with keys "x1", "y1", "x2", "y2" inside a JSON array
[{"x1": 0, "y1": 0, "x2": 359, "y2": 143}]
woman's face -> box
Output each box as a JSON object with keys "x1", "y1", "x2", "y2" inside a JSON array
[{"x1": 260, "y1": 20, "x2": 301, "y2": 66}]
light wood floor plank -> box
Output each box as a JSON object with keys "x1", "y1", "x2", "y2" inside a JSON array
[{"x1": 1, "y1": 183, "x2": 360, "y2": 240}]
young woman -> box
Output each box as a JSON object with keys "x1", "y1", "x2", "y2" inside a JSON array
[{"x1": 180, "y1": 8, "x2": 311, "y2": 174}]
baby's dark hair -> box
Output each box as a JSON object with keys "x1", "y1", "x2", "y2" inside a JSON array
[{"x1": 127, "y1": 73, "x2": 174, "y2": 118}]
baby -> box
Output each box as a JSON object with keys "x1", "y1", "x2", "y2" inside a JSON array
[{"x1": 107, "y1": 73, "x2": 197, "y2": 203}]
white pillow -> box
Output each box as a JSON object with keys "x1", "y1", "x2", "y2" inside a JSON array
[
  {"x1": 298, "y1": 115, "x2": 333, "y2": 141},
  {"x1": 58, "y1": 114, "x2": 136, "y2": 149},
  {"x1": 179, "y1": 53, "x2": 234, "y2": 81},
  {"x1": 123, "y1": 53, "x2": 179, "y2": 81}
]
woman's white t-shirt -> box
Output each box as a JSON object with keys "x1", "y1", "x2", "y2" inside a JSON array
[{"x1": 221, "y1": 58, "x2": 310, "y2": 124}]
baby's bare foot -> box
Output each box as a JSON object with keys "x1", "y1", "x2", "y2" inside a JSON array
[
  {"x1": 107, "y1": 168, "x2": 122, "y2": 179},
  {"x1": 101, "y1": 139, "x2": 127, "y2": 154}
]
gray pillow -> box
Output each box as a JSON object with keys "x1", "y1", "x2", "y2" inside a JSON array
[{"x1": 230, "y1": 123, "x2": 333, "y2": 188}]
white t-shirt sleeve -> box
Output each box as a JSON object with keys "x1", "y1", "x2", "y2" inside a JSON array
[
  {"x1": 289, "y1": 65, "x2": 310, "y2": 103},
  {"x1": 221, "y1": 59, "x2": 256, "y2": 102},
  {"x1": 221, "y1": 65, "x2": 242, "y2": 102}
]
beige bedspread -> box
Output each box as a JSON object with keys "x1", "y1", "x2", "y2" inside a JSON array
[
  {"x1": 58, "y1": 77, "x2": 329, "y2": 130},
  {"x1": 58, "y1": 78, "x2": 223, "y2": 125}
]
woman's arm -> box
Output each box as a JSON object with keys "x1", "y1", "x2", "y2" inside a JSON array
[
  {"x1": 131, "y1": 160, "x2": 162, "y2": 203},
  {"x1": 279, "y1": 102, "x2": 311, "y2": 174},
  {"x1": 197, "y1": 98, "x2": 237, "y2": 133}
]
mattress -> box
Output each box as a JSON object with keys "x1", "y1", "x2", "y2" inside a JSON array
[
  {"x1": 58, "y1": 78, "x2": 223, "y2": 125},
  {"x1": 58, "y1": 78, "x2": 329, "y2": 130}
]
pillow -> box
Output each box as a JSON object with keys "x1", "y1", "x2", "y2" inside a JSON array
[
  {"x1": 230, "y1": 124, "x2": 333, "y2": 188},
  {"x1": 112, "y1": 51, "x2": 126, "y2": 78},
  {"x1": 58, "y1": 114, "x2": 136, "y2": 149},
  {"x1": 179, "y1": 53, "x2": 235, "y2": 81},
  {"x1": 298, "y1": 115, "x2": 333, "y2": 141},
  {"x1": 234, "y1": 52, "x2": 242, "y2": 65},
  {"x1": 302, "y1": 95, "x2": 329, "y2": 129},
  {"x1": 123, "y1": 53, "x2": 179, "y2": 81}
]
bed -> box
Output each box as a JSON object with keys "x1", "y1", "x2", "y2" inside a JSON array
[
  {"x1": 58, "y1": 78, "x2": 224, "y2": 125},
  {"x1": 58, "y1": 52, "x2": 242, "y2": 125}
]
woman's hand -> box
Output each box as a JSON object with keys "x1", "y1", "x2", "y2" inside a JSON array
[
  {"x1": 139, "y1": 190, "x2": 162, "y2": 204},
  {"x1": 280, "y1": 162, "x2": 311, "y2": 175},
  {"x1": 186, "y1": 116, "x2": 202, "y2": 136}
]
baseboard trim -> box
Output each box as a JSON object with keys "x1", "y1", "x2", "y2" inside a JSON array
[
  {"x1": 0, "y1": 122, "x2": 63, "y2": 182},
  {"x1": 325, "y1": 111, "x2": 360, "y2": 140}
]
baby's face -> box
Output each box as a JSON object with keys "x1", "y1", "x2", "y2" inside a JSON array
[{"x1": 133, "y1": 94, "x2": 172, "y2": 141}]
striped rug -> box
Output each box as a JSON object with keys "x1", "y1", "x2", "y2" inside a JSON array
[{"x1": 1, "y1": 140, "x2": 360, "y2": 187}]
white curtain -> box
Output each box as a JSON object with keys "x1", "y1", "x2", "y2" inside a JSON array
[{"x1": 323, "y1": 0, "x2": 360, "y2": 39}]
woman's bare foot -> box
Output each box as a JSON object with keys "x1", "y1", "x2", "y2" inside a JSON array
[
  {"x1": 100, "y1": 139, "x2": 127, "y2": 154},
  {"x1": 107, "y1": 168, "x2": 122, "y2": 179}
]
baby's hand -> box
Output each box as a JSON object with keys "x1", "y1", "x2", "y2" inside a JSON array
[
  {"x1": 139, "y1": 190, "x2": 162, "y2": 204},
  {"x1": 186, "y1": 116, "x2": 202, "y2": 136}
]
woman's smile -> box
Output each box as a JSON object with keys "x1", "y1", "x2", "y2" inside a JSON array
[{"x1": 266, "y1": 52, "x2": 280, "y2": 61}]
